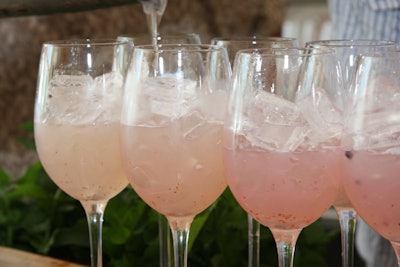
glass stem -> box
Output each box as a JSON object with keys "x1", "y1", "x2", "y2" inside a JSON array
[
  {"x1": 335, "y1": 208, "x2": 357, "y2": 267},
  {"x1": 272, "y1": 229, "x2": 301, "y2": 267},
  {"x1": 248, "y1": 214, "x2": 260, "y2": 267},
  {"x1": 390, "y1": 240, "x2": 400, "y2": 267},
  {"x1": 159, "y1": 213, "x2": 172, "y2": 267},
  {"x1": 81, "y1": 201, "x2": 107, "y2": 267},
  {"x1": 168, "y1": 217, "x2": 193, "y2": 267}
]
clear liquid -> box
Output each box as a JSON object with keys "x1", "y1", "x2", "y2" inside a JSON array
[
  {"x1": 142, "y1": 0, "x2": 167, "y2": 45},
  {"x1": 143, "y1": 3, "x2": 165, "y2": 73},
  {"x1": 145, "y1": 12, "x2": 160, "y2": 45}
]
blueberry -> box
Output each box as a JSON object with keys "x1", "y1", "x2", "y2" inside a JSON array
[{"x1": 345, "y1": 151, "x2": 353, "y2": 159}]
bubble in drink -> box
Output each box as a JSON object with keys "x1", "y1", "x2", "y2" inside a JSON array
[{"x1": 51, "y1": 73, "x2": 93, "y2": 89}]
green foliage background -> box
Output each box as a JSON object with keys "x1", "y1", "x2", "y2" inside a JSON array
[{"x1": 0, "y1": 123, "x2": 341, "y2": 267}]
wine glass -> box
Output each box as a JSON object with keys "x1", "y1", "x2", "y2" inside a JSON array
[
  {"x1": 118, "y1": 32, "x2": 202, "y2": 267},
  {"x1": 224, "y1": 47, "x2": 344, "y2": 267},
  {"x1": 306, "y1": 39, "x2": 397, "y2": 267},
  {"x1": 212, "y1": 35, "x2": 298, "y2": 267},
  {"x1": 34, "y1": 39, "x2": 131, "y2": 267},
  {"x1": 342, "y1": 51, "x2": 400, "y2": 266},
  {"x1": 120, "y1": 44, "x2": 231, "y2": 267}
]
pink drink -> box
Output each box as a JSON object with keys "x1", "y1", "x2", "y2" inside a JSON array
[
  {"x1": 333, "y1": 188, "x2": 353, "y2": 209},
  {"x1": 121, "y1": 121, "x2": 227, "y2": 219},
  {"x1": 35, "y1": 122, "x2": 128, "y2": 201},
  {"x1": 343, "y1": 151, "x2": 400, "y2": 241},
  {"x1": 224, "y1": 147, "x2": 341, "y2": 230}
]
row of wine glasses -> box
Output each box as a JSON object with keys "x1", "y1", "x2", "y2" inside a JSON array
[
  {"x1": 341, "y1": 50, "x2": 400, "y2": 266},
  {"x1": 33, "y1": 34, "x2": 298, "y2": 267},
  {"x1": 305, "y1": 40, "x2": 397, "y2": 267},
  {"x1": 33, "y1": 35, "x2": 400, "y2": 267},
  {"x1": 222, "y1": 40, "x2": 400, "y2": 267}
]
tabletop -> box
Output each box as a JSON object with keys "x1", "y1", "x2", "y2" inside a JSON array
[{"x1": 0, "y1": 246, "x2": 87, "y2": 267}]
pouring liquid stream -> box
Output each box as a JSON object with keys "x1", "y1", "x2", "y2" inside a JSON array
[
  {"x1": 140, "y1": 0, "x2": 168, "y2": 45},
  {"x1": 140, "y1": 0, "x2": 167, "y2": 77},
  {"x1": 148, "y1": 12, "x2": 159, "y2": 45}
]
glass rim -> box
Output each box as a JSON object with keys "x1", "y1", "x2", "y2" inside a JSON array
[
  {"x1": 235, "y1": 47, "x2": 336, "y2": 57},
  {"x1": 212, "y1": 36, "x2": 297, "y2": 42},
  {"x1": 133, "y1": 43, "x2": 225, "y2": 52},
  {"x1": 118, "y1": 32, "x2": 200, "y2": 39},
  {"x1": 306, "y1": 39, "x2": 396, "y2": 48},
  {"x1": 43, "y1": 38, "x2": 131, "y2": 47},
  {"x1": 358, "y1": 50, "x2": 400, "y2": 59}
]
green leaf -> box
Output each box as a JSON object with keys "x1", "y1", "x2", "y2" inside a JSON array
[
  {"x1": 0, "y1": 167, "x2": 11, "y2": 186},
  {"x1": 189, "y1": 200, "x2": 218, "y2": 252},
  {"x1": 20, "y1": 122, "x2": 34, "y2": 132},
  {"x1": 16, "y1": 122, "x2": 36, "y2": 150},
  {"x1": 7, "y1": 182, "x2": 49, "y2": 201}
]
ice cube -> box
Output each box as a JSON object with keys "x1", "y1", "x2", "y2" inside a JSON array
[
  {"x1": 382, "y1": 147, "x2": 400, "y2": 155},
  {"x1": 200, "y1": 89, "x2": 228, "y2": 123},
  {"x1": 349, "y1": 74, "x2": 400, "y2": 150},
  {"x1": 296, "y1": 87, "x2": 343, "y2": 143},
  {"x1": 144, "y1": 75, "x2": 182, "y2": 101},
  {"x1": 144, "y1": 75, "x2": 199, "y2": 120},
  {"x1": 243, "y1": 91, "x2": 308, "y2": 151},
  {"x1": 150, "y1": 99, "x2": 188, "y2": 118},
  {"x1": 181, "y1": 110, "x2": 222, "y2": 140},
  {"x1": 249, "y1": 90, "x2": 303, "y2": 126},
  {"x1": 45, "y1": 74, "x2": 93, "y2": 123},
  {"x1": 94, "y1": 72, "x2": 123, "y2": 97},
  {"x1": 360, "y1": 76, "x2": 400, "y2": 114},
  {"x1": 50, "y1": 74, "x2": 93, "y2": 90},
  {"x1": 355, "y1": 122, "x2": 400, "y2": 152},
  {"x1": 244, "y1": 120, "x2": 309, "y2": 152},
  {"x1": 92, "y1": 72, "x2": 124, "y2": 122},
  {"x1": 182, "y1": 110, "x2": 207, "y2": 140},
  {"x1": 46, "y1": 72, "x2": 123, "y2": 125}
]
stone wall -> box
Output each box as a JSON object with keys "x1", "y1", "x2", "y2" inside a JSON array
[{"x1": 0, "y1": 0, "x2": 285, "y2": 177}]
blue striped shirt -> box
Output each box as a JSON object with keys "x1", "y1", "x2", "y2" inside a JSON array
[{"x1": 328, "y1": 0, "x2": 400, "y2": 42}]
